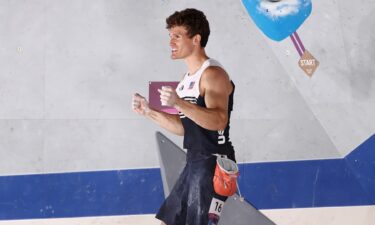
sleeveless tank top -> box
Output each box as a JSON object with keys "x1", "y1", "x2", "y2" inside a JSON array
[{"x1": 176, "y1": 59, "x2": 235, "y2": 160}]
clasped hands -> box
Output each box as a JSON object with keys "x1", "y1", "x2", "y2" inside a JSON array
[{"x1": 132, "y1": 86, "x2": 179, "y2": 116}]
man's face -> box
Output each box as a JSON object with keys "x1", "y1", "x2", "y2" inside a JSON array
[{"x1": 168, "y1": 26, "x2": 195, "y2": 60}]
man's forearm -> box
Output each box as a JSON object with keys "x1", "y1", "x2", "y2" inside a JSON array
[
  {"x1": 174, "y1": 99, "x2": 227, "y2": 131},
  {"x1": 146, "y1": 109, "x2": 184, "y2": 136}
]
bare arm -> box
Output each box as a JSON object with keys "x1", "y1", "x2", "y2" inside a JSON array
[
  {"x1": 132, "y1": 93, "x2": 184, "y2": 136},
  {"x1": 146, "y1": 109, "x2": 184, "y2": 136},
  {"x1": 160, "y1": 67, "x2": 232, "y2": 131}
]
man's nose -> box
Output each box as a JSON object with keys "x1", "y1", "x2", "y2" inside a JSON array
[{"x1": 169, "y1": 38, "x2": 175, "y2": 46}]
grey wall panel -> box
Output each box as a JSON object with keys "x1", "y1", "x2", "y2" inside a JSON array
[
  {"x1": 231, "y1": 119, "x2": 339, "y2": 163},
  {"x1": 339, "y1": 0, "x2": 375, "y2": 102},
  {"x1": 0, "y1": 120, "x2": 44, "y2": 175},
  {"x1": 42, "y1": 119, "x2": 183, "y2": 174},
  {"x1": 42, "y1": 0, "x2": 187, "y2": 120},
  {"x1": 0, "y1": 1, "x2": 45, "y2": 119}
]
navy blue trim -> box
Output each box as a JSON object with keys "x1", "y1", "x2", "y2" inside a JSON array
[
  {"x1": 0, "y1": 169, "x2": 164, "y2": 220},
  {"x1": 1, "y1": 134, "x2": 374, "y2": 220},
  {"x1": 238, "y1": 158, "x2": 372, "y2": 209},
  {"x1": 345, "y1": 134, "x2": 375, "y2": 203}
]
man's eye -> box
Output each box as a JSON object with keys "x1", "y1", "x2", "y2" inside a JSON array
[{"x1": 169, "y1": 34, "x2": 181, "y2": 40}]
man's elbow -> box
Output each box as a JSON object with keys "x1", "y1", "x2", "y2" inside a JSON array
[
  {"x1": 174, "y1": 127, "x2": 185, "y2": 136},
  {"x1": 176, "y1": 129, "x2": 184, "y2": 136},
  {"x1": 217, "y1": 114, "x2": 228, "y2": 131}
]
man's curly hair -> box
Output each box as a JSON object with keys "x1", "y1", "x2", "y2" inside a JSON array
[{"x1": 166, "y1": 8, "x2": 210, "y2": 47}]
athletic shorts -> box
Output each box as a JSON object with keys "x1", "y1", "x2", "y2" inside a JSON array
[{"x1": 156, "y1": 151, "x2": 228, "y2": 225}]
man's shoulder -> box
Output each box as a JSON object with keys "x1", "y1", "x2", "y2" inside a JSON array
[{"x1": 202, "y1": 66, "x2": 230, "y2": 83}]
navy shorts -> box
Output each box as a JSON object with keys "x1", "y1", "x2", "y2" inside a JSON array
[{"x1": 156, "y1": 151, "x2": 232, "y2": 225}]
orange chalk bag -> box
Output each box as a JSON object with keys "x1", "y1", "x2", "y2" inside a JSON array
[{"x1": 213, "y1": 155, "x2": 240, "y2": 197}]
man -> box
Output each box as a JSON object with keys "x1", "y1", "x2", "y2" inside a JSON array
[{"x1": 132, "y1": 8, "x2": 235, "y2": 225}]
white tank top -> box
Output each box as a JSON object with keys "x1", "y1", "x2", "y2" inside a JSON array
[{"x1": 176, "y1": 58, "x2": 223, "y2": 103}]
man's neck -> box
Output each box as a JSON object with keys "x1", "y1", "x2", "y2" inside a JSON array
[{"x1": 184, "y1": 49, "x2": 209, "y2": 75}]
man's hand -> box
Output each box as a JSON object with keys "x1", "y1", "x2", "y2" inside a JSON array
[
  {"x1": 158, "y1": 86, "x2": 179, "y2": 107},
  {"x1": 132, "y1": 93, "x2": 150, "y2": 116}
]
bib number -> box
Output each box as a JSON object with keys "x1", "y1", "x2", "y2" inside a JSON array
[{"x1": 209, "y1": 197, "x2": 225, "y2": 216}]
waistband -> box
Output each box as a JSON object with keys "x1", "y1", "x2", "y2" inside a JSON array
[
  {"x1": 186, "y1": 149, "x2": 215, "y2": 162},
  {"x1": 186, "y1": 148, "x2": 236, "y2": 162}
]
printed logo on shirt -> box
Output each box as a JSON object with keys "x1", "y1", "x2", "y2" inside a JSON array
[
  {"x1": 188, "y1": 81, "x2": 195, "y2": 90},
  {"x1": 218, "y1": 130, "x2": 226, "y2": 144},
  {"x1": 183, "y1": 96, "x2": 197, "y2": 104}
]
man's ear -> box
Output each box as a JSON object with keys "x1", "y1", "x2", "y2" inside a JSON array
[{"x1": 193, "y1": 34, "x2": 201, "y2": 46}]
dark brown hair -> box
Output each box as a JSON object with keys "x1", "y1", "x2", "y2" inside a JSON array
[{"x1": 166, "y1": 8, "x2": 210, "y2": 47}]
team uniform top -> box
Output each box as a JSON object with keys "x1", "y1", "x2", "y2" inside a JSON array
[
  {"x1": 176, "y1": 58, "x2": 235, "y2": 159},
  {"x1": 156, "y1": 58, "x2": 235, "y2": 225}
]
